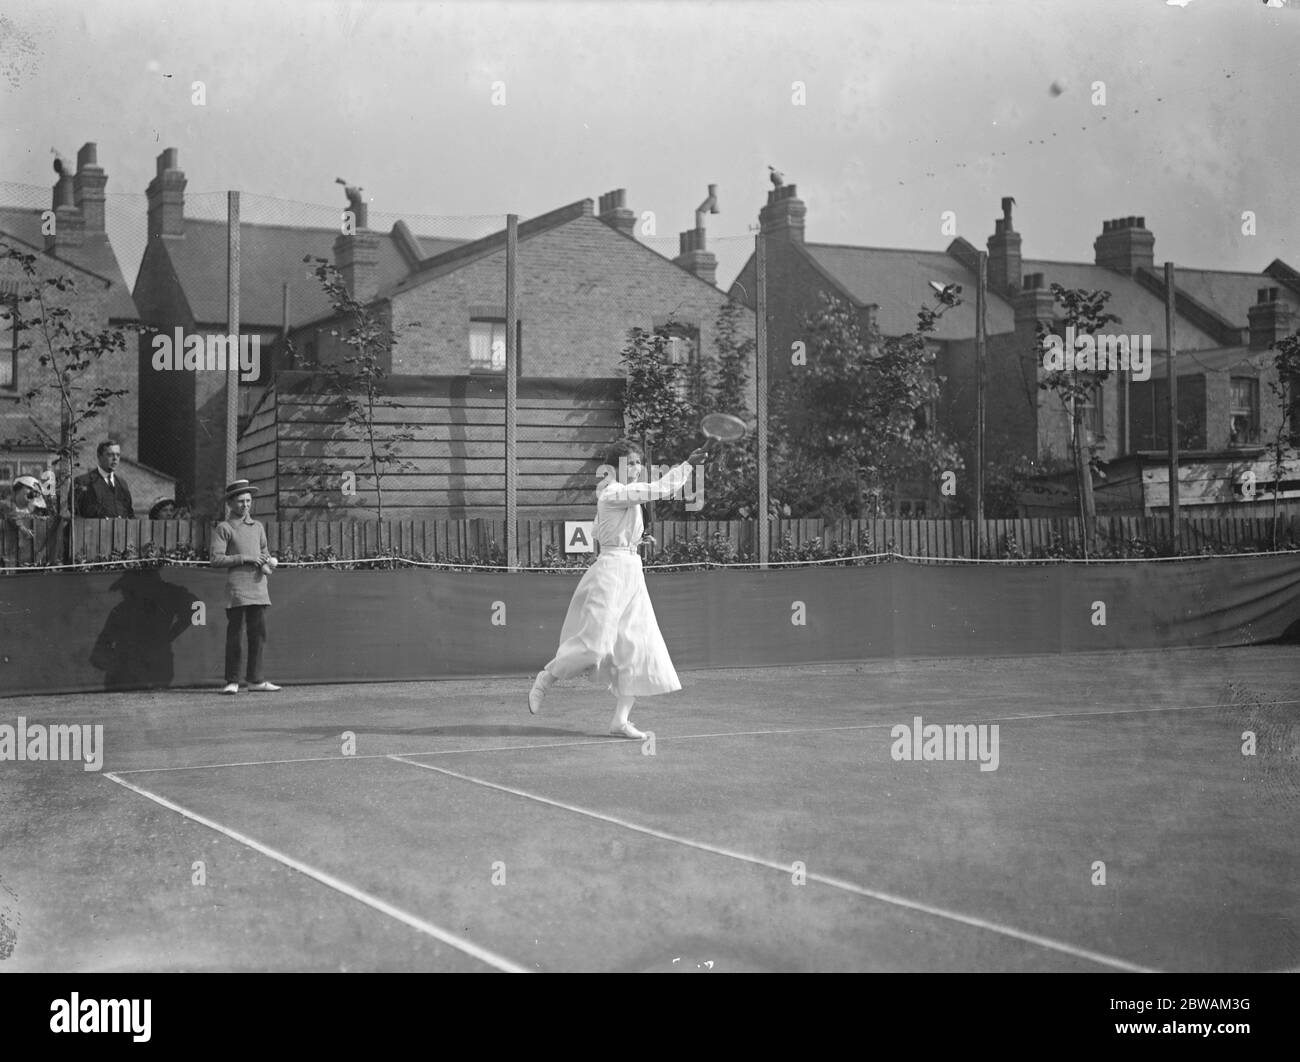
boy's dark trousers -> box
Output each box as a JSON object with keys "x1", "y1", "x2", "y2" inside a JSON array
[{"x1": 225, "y1": 605, "x2": 268, "y2": 684}]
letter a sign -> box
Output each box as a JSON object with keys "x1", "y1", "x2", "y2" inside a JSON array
[{"x1": 564, "y1": 521, "x2": 595, "y2": 554}]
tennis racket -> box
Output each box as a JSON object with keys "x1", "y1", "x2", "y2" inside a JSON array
[{"x1": 701, "y1": 412, "x2": 748, "y2": 452}]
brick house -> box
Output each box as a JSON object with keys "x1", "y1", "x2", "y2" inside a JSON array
[
  {"x1": 0, "y1": 143, "x2": 175, "y2": 510},
  {"x1": 132, "y1": 148, "x2": 466, "y2": 515},
  {"x1": 252, "y1": 189, "x2": 753, "y2": 519},
  {"x1": 730, "y1": 187, "x2": 1299, "y2": 517}
]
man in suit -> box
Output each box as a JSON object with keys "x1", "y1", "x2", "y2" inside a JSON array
[{"x1": 75, "y1": 440, "x2": 135, "y2": 518}]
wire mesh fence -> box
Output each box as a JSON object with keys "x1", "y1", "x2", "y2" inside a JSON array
[{"x1": 6, "y1": 168, "x2": 1294, "y2": 565}]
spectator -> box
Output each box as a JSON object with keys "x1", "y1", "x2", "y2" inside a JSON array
[
  {"x1": 209, "y1": 479, "x2": 280, "y2": 694},
  {"x1": 75, "y1": 440, "x2": 134, "y2": 518},
  {"x1": 8, "y1": 475, "x2": 47, "y2": 516},
  {"x1": 2, "y1": 475, "x2": 50, "y2": 567},
  {"x1": 149, "y1": 499, "x2": 177, "y2": 520}
]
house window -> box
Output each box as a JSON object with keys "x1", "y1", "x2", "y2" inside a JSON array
[
  {"x1": 1, "y1": 297, "x2": 16, "y2": 391},
  {"x1": 470, "y1": 319, "x2": 507, "y2": 373},
  {"x1": 1230, "y1": 377, "x2": 1260, "y2": 446},
  {"x1": 664, "y1": 324, "x2": 700, "y2": 404},
  {"x1": 1080, "y1": 382, "x2": 1104, "y2": 442}
]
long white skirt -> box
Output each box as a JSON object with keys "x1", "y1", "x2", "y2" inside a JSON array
[{"x1": 545, "y1": 552, "x2": 681, "y2": 698}]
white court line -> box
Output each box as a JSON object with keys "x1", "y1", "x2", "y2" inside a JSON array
[
  {"x1": 387, "y1": 754, "x2": 1155, "y2": 974},
  {"x1": 103, "y1": 772, "x2": 529, "y2": 974},
  {"x1": 113, "y1": 696, "x2": 1300, "y2": 776}
]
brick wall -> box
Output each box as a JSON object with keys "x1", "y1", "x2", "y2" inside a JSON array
[
  {"x1": 728, "y1": 241, "x2": 870, "y2": 387},
  {"x1": 386, "y1": 214, "x2": 752, "y2": 379},
  {"x1": 0, "y1": 245, "x2": 138, "y2": 474}
]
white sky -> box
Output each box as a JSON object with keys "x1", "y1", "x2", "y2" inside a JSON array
[{"x1": 2, "y1": 0, "x2": 1298, "y2": 293}]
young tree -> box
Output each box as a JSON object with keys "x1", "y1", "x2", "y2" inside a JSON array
[
  {"x1": 1265, "y1": 332, "x2": 1300, "y2": 548},
  {"x1": 692, "y1": 300, "x2": 759, "y2": 518},
  {"x1": 1034, "y1": 284, "x2": 1121, "y2": 552},
  {"x1": 0, "y1": 245, "x2": 131, "y2": 528},
  {"x1": 301, "y1": 256, "x2": 417, "y2": 521},
  {"x1": 618, "y1": 323, "x2": 700, "y2": 522},
  {"x1": 769, "y1": 288, "x2": 964, "y2": 519}
]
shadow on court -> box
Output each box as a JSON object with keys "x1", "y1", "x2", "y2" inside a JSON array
[{"x1": 2, "y1": 647, "x2": 1297, "y2": 973}]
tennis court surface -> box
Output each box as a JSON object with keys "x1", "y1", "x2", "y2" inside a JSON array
[{"x1": 2, "y1": 646, "x2": 1297, "y2": 973}]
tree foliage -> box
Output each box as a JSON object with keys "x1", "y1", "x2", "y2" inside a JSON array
[
  {"x1": 0, "y1": 244, "x2": 131, "y2": 516},
  {"x1": 301, "y1": 256, "x2": 417, "y2": 520},
  {"x1": 769, "y1": 288, "x2": 964, "y2": 518},
  {"x1": 1034, "y1": 283, "x2": 1121, "y2": 544}
]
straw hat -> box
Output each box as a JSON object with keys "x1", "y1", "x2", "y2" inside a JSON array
[{"x1": 223, "y1": 479, "x2": 259, "y2": 501}]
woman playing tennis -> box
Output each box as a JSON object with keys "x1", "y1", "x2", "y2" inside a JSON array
[{"x1": 529, "y1": 438, "x2": 709, "y2": 738}]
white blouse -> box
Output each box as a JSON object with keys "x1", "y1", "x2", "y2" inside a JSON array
[{"x1": 594, "y1": 462, "x2": 695, "y2": 551}]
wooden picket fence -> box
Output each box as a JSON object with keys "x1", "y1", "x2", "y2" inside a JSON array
[{"x1": 5, "y1": 514, "x2": 1300, "y2": 569}]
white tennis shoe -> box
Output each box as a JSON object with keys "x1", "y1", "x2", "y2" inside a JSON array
[
  {"x1": 221, "y1": 683, "x2": 239, "y2": 695},
  {"x1": 528, "y1": 672, "x2": 548, "y2": 714},
  {"x1": 608, "y1": 721, "x2": 646, "y2": 740},
  {"x1": 248, "y1": 682, "x2": 281, "y2": 692}
]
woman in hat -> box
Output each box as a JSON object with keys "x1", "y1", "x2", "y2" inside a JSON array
[
  {"x1": 210, "y1": 479, "x2": 280, "y2": 694},
  {"x1": 8, "y1": 475, "x2": 47, "y2": 516}
]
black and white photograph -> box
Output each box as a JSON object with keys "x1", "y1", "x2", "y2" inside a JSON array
[{"x1": 0, "y1": 0, "x2": 1296, "y2": 1028}]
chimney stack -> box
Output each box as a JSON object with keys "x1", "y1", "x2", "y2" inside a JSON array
[
  {"x1": 1247, "y1": 287, "x2": 1296, "y2": 350},
  {"x1": 73, "y1": 142, "x2": 107, "y2": 234},
  {"x1": 598, "y1": 189, "x2": 636, "y2": 237},
  {"x1": 673, "y1": 227, "x2": 718, "y2": 286},
  {"x1": 1012, "y1": 272, "x2": 1056, "y2": 344},
  {"x1": 147, "y1": 148, "x2": 187, "y2": 238},
  {"x1": 333, "y1": 185, "x2": 379, "y2": 302},
  {"x1": 759, "y1": 183, "x2": 805, "y2": 243},
  {"x1": 987, "y1": 196, "x2": 1022, "y2": 295},
  {"x1": 46, "y1": 153, "x2": 84, "y2": 254},
  {"x1": 1094, "y1": 215, "x2": 1154, "y2": 275}
]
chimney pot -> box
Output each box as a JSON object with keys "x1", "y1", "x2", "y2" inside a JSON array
[
  {"x1": 147, "y1": 148, "x2": 186, "y2": 238},
  {"x1": 1095, "y1": 214, "x2": 1154, "y2": 274},
  {"x1": 73, "y1": 141, "x2": 107, "y2": 234},
  {"x1": 759, "y1": 183, "x2": 805, "y2": 243},
  {"x1": 333, "y1": 230, "x2": 381, "y2": 301},
  {"x1": 987, "y1": 196, "x2": 1022, "y2": 295},
  {"x1": 1248, "y1": 290, "x2": 1296, "y2": 350},
  {"x1": 598, "y1": 188, "x2": 636, "y2": 238}
]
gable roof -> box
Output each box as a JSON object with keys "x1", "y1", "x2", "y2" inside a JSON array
[
  {"x1": 1153, "y1": 265, "x2": 1296, "y2": 329},
  {"x1": 801, "y1": 242, "x2": 1017, "y2": 339},
  {"x1": 0, "y1": 205, "x2": 138, "y2": 320},
  {"x1": 384, "y1": 200, "x2": 592, "y2": 298},
  {"x1": 379, "y1": 199, "x2": 733, "y2": 306},
  {"x1": 1019, "y1": 258, "x2": 1222, "y2": 349},
  {"x1": 149, "y1": 219, "x2": 466, "y2": 327}
]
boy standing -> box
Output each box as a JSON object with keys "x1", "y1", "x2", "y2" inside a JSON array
[{"x1": 210, "y1": 480, "x2": 281, "y2": 694}]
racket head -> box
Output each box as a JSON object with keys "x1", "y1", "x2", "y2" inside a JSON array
[{"x1": 700, "y1": 412, "x2": 748, "y2": 443}]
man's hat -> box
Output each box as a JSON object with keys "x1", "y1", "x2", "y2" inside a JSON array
[
  {"x1": 12, "y1": 474, "x2": 41, "y2": 493},
  {"x1": 223, "y1": 479, "x2": 259, "y2": 501}
]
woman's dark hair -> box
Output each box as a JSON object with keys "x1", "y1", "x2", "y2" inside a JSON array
[{"x1": 604, "y1": 438, "x2": 644, "y2": 467}]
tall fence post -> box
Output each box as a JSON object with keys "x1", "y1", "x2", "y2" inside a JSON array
[
  {"x1": 226, "y1": 191, "x2": 240, "y2": 485},
  {"x1": 505, "y1": 214, "x2": 518, "y2": 572},
  {"x1": 756, "y1": 233, "x2": 770, "y2": 570}
]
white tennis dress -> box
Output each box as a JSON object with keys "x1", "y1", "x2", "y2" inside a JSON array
[{"x1": 544, "y1": 461, "x2": 696, "y2": 698}]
